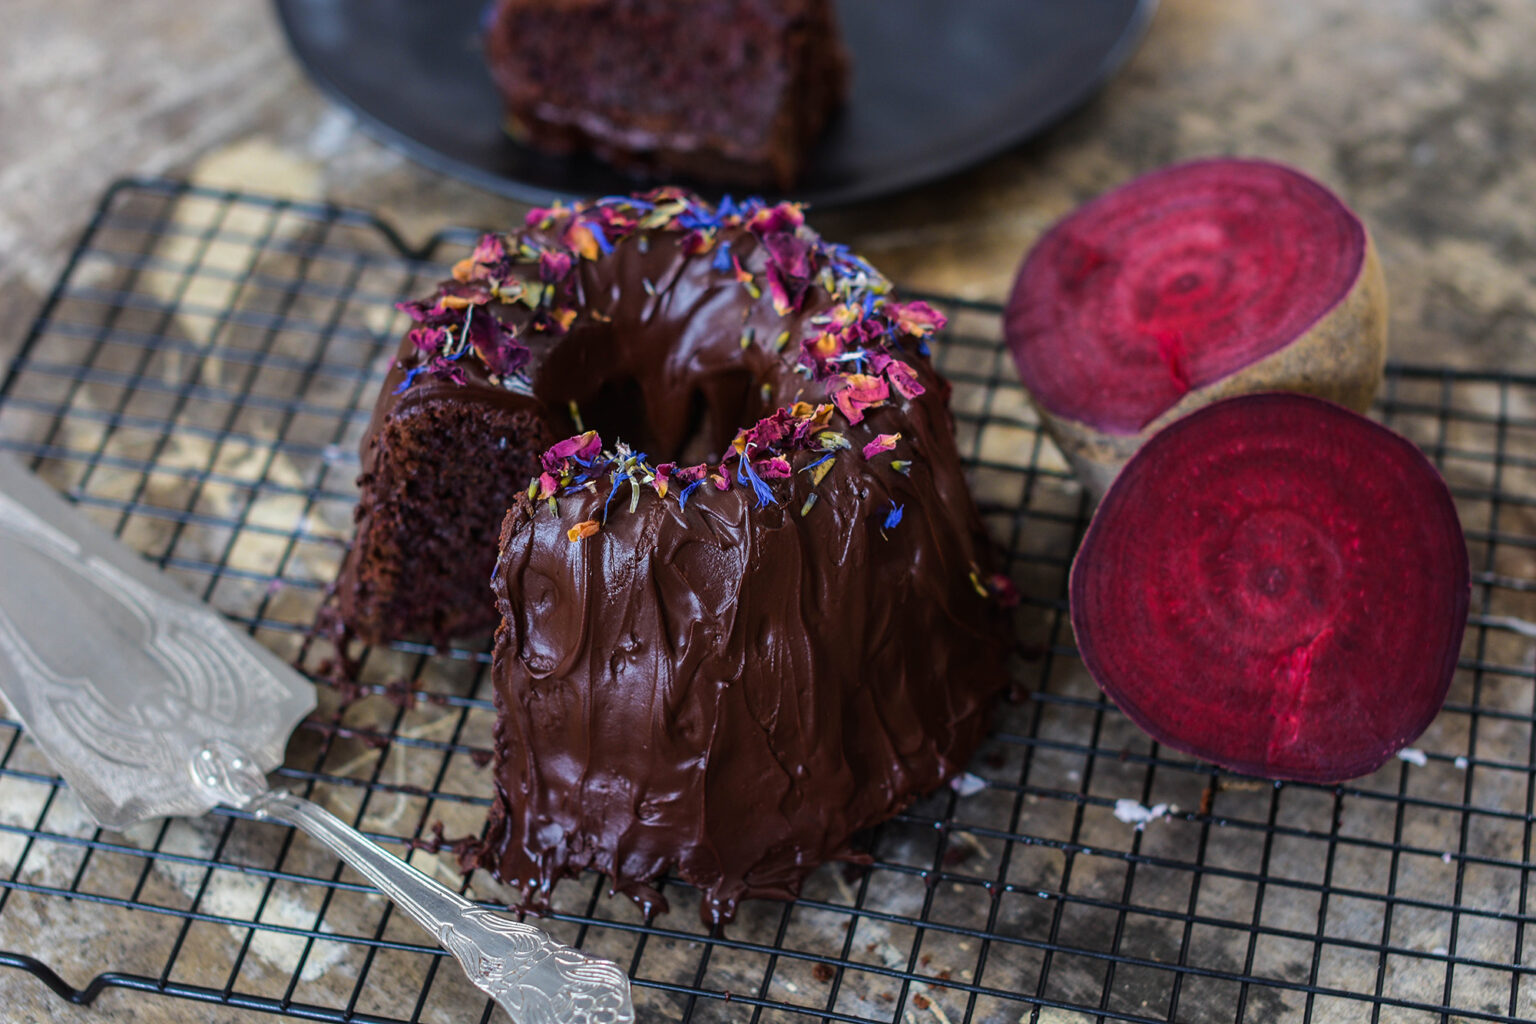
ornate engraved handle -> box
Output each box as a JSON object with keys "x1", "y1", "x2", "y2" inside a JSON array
[{"x1": 192, "y1": 742, "x2": 633, "y2": 1023}]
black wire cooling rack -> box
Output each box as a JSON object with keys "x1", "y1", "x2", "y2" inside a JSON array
[{"x1": 0, "y1": 178, "x2": 1534, "y2": 1024}]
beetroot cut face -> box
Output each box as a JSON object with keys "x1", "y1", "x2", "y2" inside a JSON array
[
  {"x1": 1069, "y1": 393, "x2": 1470, "y2": 783},
  {"x1": 1007, "y1": 158, "x2": 1368, "y2": 435}
]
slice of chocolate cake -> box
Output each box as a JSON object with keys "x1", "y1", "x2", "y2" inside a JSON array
[
  {"x1": 334, "y1": 274, "x2": 554, "y2": 646},
  {"x1": 484, "y1": 0, "x2": 848, "y2": 189}
]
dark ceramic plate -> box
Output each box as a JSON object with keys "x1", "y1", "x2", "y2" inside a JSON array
[{"x1": 274, "y1": 0, "x2": 1157, "y2": 207}]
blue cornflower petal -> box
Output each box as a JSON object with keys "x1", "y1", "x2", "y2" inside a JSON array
[
  {"x1": 677, "y1": 478, "x2": 706, "y2": 511},
  {"x1": 801, "y1": 452, "x2": 835, "y2": 473},
  {"x1": 712, "y1": 240, "x2": 734, "y2": 273},
  {"x1": 737, "y1": 456, "x2": 775, "y2": 509},
  {"x1": 883, "y1": 503, "x2": 904, "y2": 530},
  {"x1": 588, "y1": 222, "x2": 614, "y2": 255},
  {"x1": 392, "y1": 365, "x2": 427, "y2": 394},
  {"x1": 602, "y1": 476, "x2": 624, "y2": 522},
  {"x1": 677, "y1": 203, "x2": 722, "y2": 231}
]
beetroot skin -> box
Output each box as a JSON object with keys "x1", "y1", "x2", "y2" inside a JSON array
[
  {"x1": 1007, "y1": 158, "x2": 1388, "y2": 499},
  {"x1": 1069, "y1": 393, "x2": 1469, "y2": 783}
]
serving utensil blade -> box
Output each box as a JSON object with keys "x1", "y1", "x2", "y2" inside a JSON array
[{"x1": 0, "y1": 454, "x2": 633, "y2": 1022}]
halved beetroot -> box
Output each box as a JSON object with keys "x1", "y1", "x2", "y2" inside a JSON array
[
  {"x1": 1006, "y1": 158, "x2": 1387, "y2": 499},
  {"x1": 1070, "y1": 393, "x2": 1469, "y2": 783}
]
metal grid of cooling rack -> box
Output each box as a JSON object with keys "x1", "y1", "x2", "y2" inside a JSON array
[{"x1": 0, "y1": 178, "x2": 1533, "y2": 1024}]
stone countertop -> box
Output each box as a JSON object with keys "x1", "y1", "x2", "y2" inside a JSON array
[{"x1": 1, "y1": 1, "x2": 1534, "y2": 1022}]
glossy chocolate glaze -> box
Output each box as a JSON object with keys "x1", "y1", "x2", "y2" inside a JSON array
[{"x1": 410, "y1": 224, "x2": 1015, "y2": 924}]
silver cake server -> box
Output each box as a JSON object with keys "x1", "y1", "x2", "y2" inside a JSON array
[{"x1": 0, "y1": 454, "x2": 633, "y2": 1023}]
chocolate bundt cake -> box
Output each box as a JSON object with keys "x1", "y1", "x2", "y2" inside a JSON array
[
  {"x1": 484, "y1": 0, "x2": 847, "y2": 189},
  {"x1": 336, "y1": 191, "x2": 1015, "y2": 923}
]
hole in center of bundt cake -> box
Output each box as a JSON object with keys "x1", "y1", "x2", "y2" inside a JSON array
[
  {"x1": 542, "y1": 356, "x2": 771, "y2": 465},
  {"x1": 575, "y1": 375, "x2": 652, "y2": 451}
]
